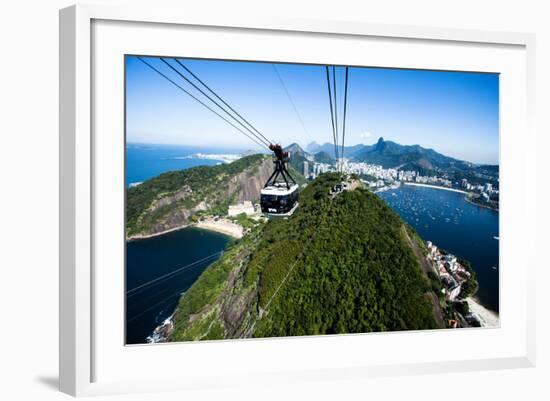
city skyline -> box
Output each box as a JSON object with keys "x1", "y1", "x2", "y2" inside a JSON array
[{"x1": 126, "y1": 56, "x2": 499, "y2": 164}]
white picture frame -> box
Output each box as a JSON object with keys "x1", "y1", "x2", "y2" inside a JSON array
[{"x1": 59, "y1": 4, "x2": 536, "y2": 397}]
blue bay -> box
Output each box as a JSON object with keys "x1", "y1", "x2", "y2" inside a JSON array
[{"x1": 378, "y1": 185, "x2": 499, "y2": 312}]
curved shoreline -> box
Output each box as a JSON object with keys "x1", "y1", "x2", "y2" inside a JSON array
[
  {"x1": 403, "y1": 182, "x2": 499, "y2": 212},
  {"x1": 466, "y1": 296, "x2": 499, "y2": 328},
  {"x1": 403, "y1": 182, "x2": 468, "y2": 194},
  {"x1": 195, "y1": 218, "x2": 243, "y2": 239},
  {"x1": 464, "y1": 194, "x2": 499, "y2": 212},
  {"x1": 127, "y1": 224, "x2": 191, "y2": 241},
  {"x1": 127, "y1": 219, "x2": 243, "y2": 242}
]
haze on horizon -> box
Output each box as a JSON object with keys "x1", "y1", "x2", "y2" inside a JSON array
[{"x1": 126, "y1": 56, "x2": 499, "y2": 165}]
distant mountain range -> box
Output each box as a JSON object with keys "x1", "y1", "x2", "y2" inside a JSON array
[
  {"x1": 284, "y1": 142, "x2": 337, "y2": 173},
  {"x1": 303, "y1": 137, "x2": 498, "y2": 178},
  {"x1": 306, "y1": 141, "x2": 365, "y2": 158}
]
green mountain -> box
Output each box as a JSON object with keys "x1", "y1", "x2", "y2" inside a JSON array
[
  {"x1": 284, "y1": 142, "x2": 310, "y2": 173},
  {"x1": 168, "y1": 173, "x2": 443, "y2": 341},
  {"x1": 284, "y1": 143, "x2": 336, "y2": 173},
  {"x1": 126, "y1": 154, "x2": 272, "y2": 238},
  {"x1": 306, "y1": 141, "x2": 366, "y2": 158},
  {"x1": 313, "y1": 150, "x2": 335, "y2": 164},
  {"x1": 306, "y1": 138, "x2": 499, "y2": 183},
  {"x1": 353, "y1": 137, "x2": 469, "y2": 171}
]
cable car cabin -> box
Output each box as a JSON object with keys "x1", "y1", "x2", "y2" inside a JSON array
[
  {"x1": 260, "y1": 183, "x2": 299, "y2": 216},
  {"x1": 260, "y1": 143, "x2": 299, "y2": 217}
]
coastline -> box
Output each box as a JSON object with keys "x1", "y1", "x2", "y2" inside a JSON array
[
  {"x1": 127, "y1": 218, "x2": 243, "y2": 242},
  {"x1": 464, "y1": 194, "x2": 499, "y2": 212},
  {"x1": 403, "y1": 182, "x2": 468, "y2": 194},
  {"x1": 466, "y1": 296, "x2": 499, "y2": 328},
  {"x1": 403, "y1": 182, "x2": 499, "y2": 212},
  {"x1": 127, "y1": 224, "x2": 191, "y2": 241},
  {"x1": 195, "y1": 218, "x2": 243, "y2": 239}
]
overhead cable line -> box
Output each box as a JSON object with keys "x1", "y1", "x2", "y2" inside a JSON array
[
  {"x1": 126, "y1": 249, "x2": 223, "y2": 296},
  {"x1": 174, "y1": 59, "x2": 275, "y2": 147},
  {"x1": 341, "y1": 66, "x2": 349, "y2": 168},
  {"x1": 159, "y1": 58, "x2": 271, "y2": 148},
  {"x1": 325, "y1": 66, "x2": 338, "y2": 161},
  {"x1": 127, "y1": 289, "x2": 184, "y2": 323},
  {"x1": 333, "y1": 66, "x2": 339, "y2": 160},
  {"x1": 272, "y1": 64, "x2": 309, "y2": 139},
  {"x1": 137, "y1": 57, "x2": 269, "y2": 150}
]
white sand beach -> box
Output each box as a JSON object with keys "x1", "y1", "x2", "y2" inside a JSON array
[
  {"x1": 467, "y1": 297, "x2": 499, "y2": 328},
  {"x1": 195, "y1": 218, "x2": 243, "y2": 239}
]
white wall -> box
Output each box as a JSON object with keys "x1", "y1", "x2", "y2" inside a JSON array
[{"x1": 0, "y1": 0, "x2": 547, "y2": 400}]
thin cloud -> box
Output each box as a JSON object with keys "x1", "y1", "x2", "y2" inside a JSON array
[{"x1": 360, "y1": 131, "x2": 372, "y2": 141}]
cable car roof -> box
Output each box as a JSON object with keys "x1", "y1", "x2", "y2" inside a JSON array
[{"x1": 261, "y1": 184, "x2": 299, "y2": 196}]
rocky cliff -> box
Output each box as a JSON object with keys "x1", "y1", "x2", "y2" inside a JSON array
[{"x1": 126, "y1": 154, "x2": 273, "y2": 239}]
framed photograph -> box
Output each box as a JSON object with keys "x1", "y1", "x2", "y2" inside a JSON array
[{"x1": 59, "y1": 4, "x2": 536, "y2": 396}]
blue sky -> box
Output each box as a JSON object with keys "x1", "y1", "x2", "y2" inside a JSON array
[{"x1": 126, "y1": 56, "x2": 499, "y2": 164}]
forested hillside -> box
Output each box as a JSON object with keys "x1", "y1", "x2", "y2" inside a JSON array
[
  {"x1": 126, "y1": 154, "x2": 270, "y2": 238},
  {"x1": 168, "y1": 173, "x2": 441, "y2": 341}
]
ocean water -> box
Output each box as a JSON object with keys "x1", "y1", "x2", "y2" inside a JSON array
[
  {"x1": 126, "y1": 227, "x2": 230, "y2": 344},
  {"x1": 378, "y1": 185, "x2": 499, "y2": 312},
  {"x1": 126, "y1": 143, "x2": 247, "y2": 187},
  {"x1": 126, "y1": 143, "x2": 243, "y2": 344}
]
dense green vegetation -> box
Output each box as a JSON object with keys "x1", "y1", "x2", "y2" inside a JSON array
[
  {"x1": 251, "y1": 173, "x2": 438, "y2": 336},
  {"x1": 458, "y1": 258, "x2": 479, "y2": 299},
  {"x1": 287, "y1": 164, "x2": 307, "y2": 186},
  {"x1": 454, "y1": 300, "x2": 470, "y2": 316},
  {"x1": 170, "y1": 225, "x2": 264, "y2": 341},
  {"x1": 170, "y1": 172, "x2": 440, "y2": 341},
  {"x1": 126, "y1": 154, "x2": 267, "y2": 236},
  {"x1": 358, "y1": 173, "x2": 379, "y2": 182},
  {"x1": 313, "y1": 151, "x2": 335, "y2": 164},
  {"x1": 229, "y1": 213, "x2": 258, "y2": 229}
]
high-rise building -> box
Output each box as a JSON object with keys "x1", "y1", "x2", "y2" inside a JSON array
[{"x1": 303, "y1": 161, "x2": 309, "y2": 177}]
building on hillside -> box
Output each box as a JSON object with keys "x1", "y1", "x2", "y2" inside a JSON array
[{"x1": 447, "y1": 284, "x2": 462, "y2": 301}]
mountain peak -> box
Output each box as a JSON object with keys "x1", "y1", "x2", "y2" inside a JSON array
[
  {"x1": 306, "y1": 141, "x2": 321, "y2": 153},
  {"x1": 284, "y1": 142, "x2": 306, "y2": 154},
  {"x1": 374, "y1": 137, "x2": 386, "y2": 151}
]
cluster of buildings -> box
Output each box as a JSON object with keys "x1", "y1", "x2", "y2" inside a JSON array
[
  {"x1": 461, "y1": 179, "x2": 498, "y2": 203},
  {"x1": 426, "y1": 241, "x2": 472, "y2": 301},
  {"x1": 303, "y1": 161, "x2": 333, "y2": 179},
  {"x1": 304, "y1": 159, "x2": 454, "y2": 188},
  {"x1": 347, "y1": 161, "x2": 399, "y2": 181},
  {"x1": 346, "y1": 160, "x2": 453, "y2": 188},
  {"x1": 408, "y1": 174, "x2": 452, "y2": 187},
  {"x1": 303, "y1": 160, "x2": 498, "y2": 203}
]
